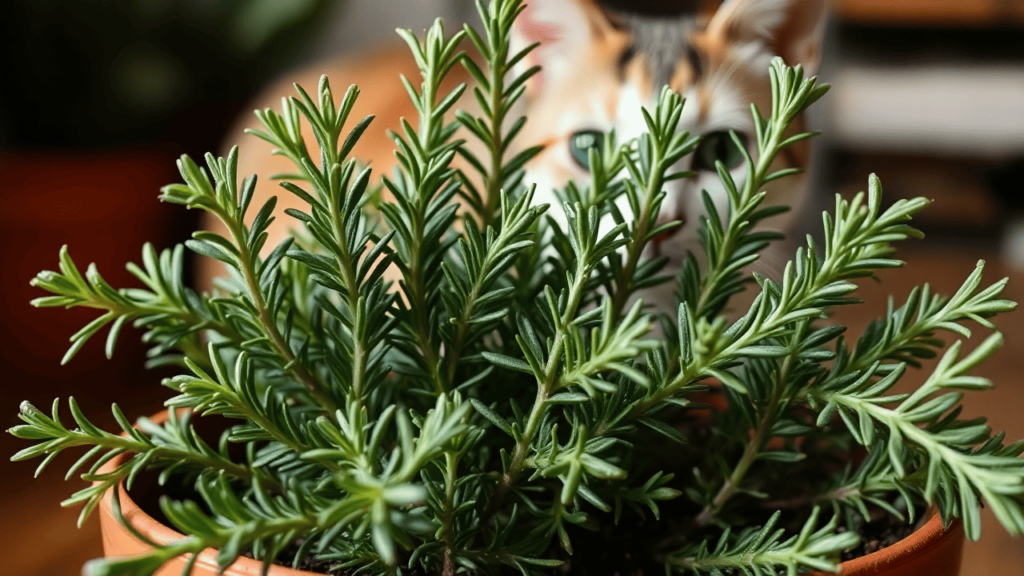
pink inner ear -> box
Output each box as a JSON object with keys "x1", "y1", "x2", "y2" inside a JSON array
[
  {"x1": 513, "y1": 2, "x2": 564, "y2": 97},
  {"x1": 517, "y1": 2, "x2": 562, "y2": 47}
]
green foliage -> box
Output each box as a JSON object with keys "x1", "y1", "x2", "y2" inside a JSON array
[
  {"x1": 811, "y1": 331, "x2": 1024, "y2": 540},
  {"x1": 676, "y1": 59, "x2": 829, "y2": 321},
  {"x1": 607, "y1": 87, "x2": 701, "y2": 318},
  {"x1": 29, "y1": 243, "x2": 236, "y2": 368},
  {"x1": 668, "y1": 508, "x2": 859, "y2": 576},
  {"x1": 457, "y1": 0, "x2": 544, "y2": 226},
  {"x1": 12, "y1": 1, "x2": 1024, "y2": 575}
]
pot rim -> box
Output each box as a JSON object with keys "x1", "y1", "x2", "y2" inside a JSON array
[
  {"x1": 817, "y1": 503, "x2": 962, "y2": 575},
  {"x1": 96, "y1": 409, "x2": 962, "y2": 575},
  {"x1": 97, "y1": 409, "x2": 313, "y2": 575}
]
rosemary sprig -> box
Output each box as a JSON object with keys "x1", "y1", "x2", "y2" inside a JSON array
[
  {"x1": 380, "y1": 18, "x2": 467, "y2": 395},
  {"x1": 456, "y1": 0, "x2": 543, "y2": 227},
  {"x1": 161, "y1": 150, "x2": 338, "y2": 411},
  {"x1": 608, "y1": 87, "x2": 699, "y2": 319},
  {"x1": 30, "y1": 243, "x2": 239, "y2": 368},
  {"x1": 678, "y1": 60, "x2": 830, "y2": 321}
]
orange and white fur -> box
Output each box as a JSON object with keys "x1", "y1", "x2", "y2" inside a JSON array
[{"x1": 209, "y1": 0, "x2": 828, "y2": 305}]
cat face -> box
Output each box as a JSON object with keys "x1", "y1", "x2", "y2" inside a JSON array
[{"x1": 514, "y1": 0, "x2": 827, "y2": 263}]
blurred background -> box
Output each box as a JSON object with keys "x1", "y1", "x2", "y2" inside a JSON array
[{"x1": 1, "y1": 1, "x2": 1022, "y2": 574}]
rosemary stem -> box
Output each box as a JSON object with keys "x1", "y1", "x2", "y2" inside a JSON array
[
  {"x1": 440, "y1": 451, "x2": 460, "y2": 576},
  {"x1": 610, "y1": 154, "x2": 665, "y2": 319},
  {"x1": 89, "y1": 434, "x2": 272, "y2": 487},
  {"x1": 83, "y1": 292, "x2": 243, "y2": 360},
  {"x1": 487, "y1": 263, "x2": 588, "y2": 517},
  {"x1": 227, "y1": 217, "x2": 338, "y2": 412},
  {"x1": 328, "y1": 187, "x2": 370, "y2": 401},
  {"x1": 694, "y1": 120, "x2": 785, "y2": 316},
  {"x1": 482, "y1": 57, "x2": 506, "y2": 227},
  {"x1": 444, "y1": 263, "x2": 486, "y2": 386},
  {"x1": 407, "y1": 52, "x2": 447, "y2": 395},
  {"x1": 695, "y1": 392, "x2": 780, "y2": 526},
  {"x1": 696, "y1": 324, "x2": 804, "y2": 526}
]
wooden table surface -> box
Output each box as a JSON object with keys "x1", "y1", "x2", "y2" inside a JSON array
[{"x1": 3, "y1": 243, "x2": 1022, "y2": 575}]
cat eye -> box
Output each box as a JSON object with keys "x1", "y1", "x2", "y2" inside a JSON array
[
  {"x1": 569, "y1": 130, "x2": 604, "y2": 170},
  {"x1": 693, "y1": 131, "x2": 747, "y2": 172}
]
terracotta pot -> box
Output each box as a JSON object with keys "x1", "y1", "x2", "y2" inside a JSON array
[
  {"x1": 96, "y1": 411, "x2": 964, "y2": 575},
  {"x1": 808, "y1": 511, "x2": 963, "y2": 576},
  {"x1": 97, "y1": 483, "x2": 312, "y2": 575},
  {"x1": 96, "y1": 410, "x2": 313, "y2": 576}
]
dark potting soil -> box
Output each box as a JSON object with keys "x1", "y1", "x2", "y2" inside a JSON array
[
  {"x1": 554, "y1": 514, "x2": 667, "y2": 576},
  {"x1": 838, "y1": 503, "x2": 926, "y2": 563},
  {"x1": 129, "y1": 467, "x2": 921, "y2": 575},
  {"x1": 554, "y1": 502, "x2": 926, "y2": 576}
]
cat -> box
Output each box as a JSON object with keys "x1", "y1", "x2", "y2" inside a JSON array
[{"x1": 205, "y1": 0, "x2": 828, "y2": 308}]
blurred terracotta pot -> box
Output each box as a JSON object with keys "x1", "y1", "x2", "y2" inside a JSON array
[
  {"x1": 97, "y1": 410, "x2": 963, "y2": 576},
  {"x1": 0, "y1": 150, "x2": 181, "y2": 438}
]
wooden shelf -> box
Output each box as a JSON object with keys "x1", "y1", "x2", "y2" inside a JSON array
[{"x1": 835, "y1": 0, "x2": 1024, "y2": 26}]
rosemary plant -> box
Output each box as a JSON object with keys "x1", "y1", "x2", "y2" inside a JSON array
[{"x1": 12, "y1": 1, "x2": 1024, "y2": 575}]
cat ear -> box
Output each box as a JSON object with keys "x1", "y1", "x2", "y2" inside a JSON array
[
  {"x1": 706, "y1": 0, "x2": 828, "y2": 74},
  {"x1": 511, "y1": 0, "x2": 615, "y2": 96}
]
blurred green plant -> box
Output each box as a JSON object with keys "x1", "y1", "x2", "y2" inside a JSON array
[{"x1": 0, "y1": 0, "x2": 335, "y2": 147}]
